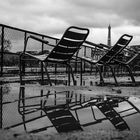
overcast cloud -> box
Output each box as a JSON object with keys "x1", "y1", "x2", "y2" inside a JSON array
[{"x1": 1, "y1": 0, "x2": 140, "y2": 46}]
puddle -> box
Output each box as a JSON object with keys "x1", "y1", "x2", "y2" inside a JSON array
[{"x1": 0, "y1": 79, "x2": 140, "y2": 134}]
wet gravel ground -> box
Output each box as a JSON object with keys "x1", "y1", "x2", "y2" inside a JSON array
[{"x1": 1, "y1": 129, "x2": 140, "y2": 140}]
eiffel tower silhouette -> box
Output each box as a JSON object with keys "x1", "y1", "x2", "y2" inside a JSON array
[{"x1": 107, "y1": 24, "x2": 111, "y2": 47}]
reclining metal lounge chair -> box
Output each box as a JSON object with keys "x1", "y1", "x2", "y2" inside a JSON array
[
  {"x1": 19, "y1": 26, "x2": 89, "y2": 86},
  {"x1": 79, "y1": 34, "x2": 133, "y2": 86}
]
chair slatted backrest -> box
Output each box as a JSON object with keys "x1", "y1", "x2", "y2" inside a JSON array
[
  {"x1": 46, "y1": 26, "x2": 89, "y2": 62},
  {"x1": 98, "y1": 34, "x2": 133, "y2": 64}
]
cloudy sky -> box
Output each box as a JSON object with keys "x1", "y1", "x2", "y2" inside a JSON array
[{"x1": 1, "y1": 0, "x2": 140, "y2": 46}]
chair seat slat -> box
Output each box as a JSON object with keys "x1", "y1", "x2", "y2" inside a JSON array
[
  {"x1": 64, "y1": 30, "x2": 88, "y2": 40},
  {"x1": 53, "y1": 45, "x2": 79, "y2": 53},
  {"x1": 48, "y1": 53, "x2": 72, "y2": 60},
  {"x1": 117, "y1": 38, "x2": 128, "y2": 45},
  {"x1": 59, "y1": 38, "x2": 82, "y2": 47}
]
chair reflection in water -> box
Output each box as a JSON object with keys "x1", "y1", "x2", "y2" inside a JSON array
[
  {"x1": 17, "y1": 85, "x2": 140, "y2": 133},
  {"x1": 19, "y1": 26, "x2": 89, "y2": 86},
  {"x1": 18, "y1": 86, "x2": 83, "y2": 133}
]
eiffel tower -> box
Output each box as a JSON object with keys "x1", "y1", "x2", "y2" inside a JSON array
[{"x1": 107, "y1": 24, "x2": 111, "y2": 47}]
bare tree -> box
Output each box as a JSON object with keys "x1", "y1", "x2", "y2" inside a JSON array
[{"x1": 0, "y1": 34, "x2": 12, "y2": 52}]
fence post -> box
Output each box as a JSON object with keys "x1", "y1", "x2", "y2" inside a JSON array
[
  {"x1": 54, "y1": 40, "x2": 58, "y2": 75},
  {"x1": 22, "y1": 32, "x2": 27, "y2": 77},
  {"x1": 84, "y1": 46, "x2": 86, "y2": 72},
  {"x1": 0, "y1": 83, "x2": 3, "y2": 128},
  {"x1": 41, "y1": 36, "x2": 44, "y2": 84},
  {"x1": 0, "y1": 26, "x2": 4, "y2": 76},
  {"x1": 74, "y1": 52, "x2": 78, "y2": 73}
]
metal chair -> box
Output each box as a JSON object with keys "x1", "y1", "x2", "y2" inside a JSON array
[
  {"x1": 79, "y1": 34, "x2": 133, "y2": 86},
  {"x1": 19, "y1": 26, "x2": 89, "y2": 86},
  {"x1": 111, "y1": 47, "x2": 140, "y2": 86}
]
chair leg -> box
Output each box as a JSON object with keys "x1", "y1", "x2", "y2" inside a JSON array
[
  {"x1": 18, "y1": 86, "x2": 27, "y2": 131},
  {"x1": 108, "y1": 65, "x2": 118, "y2": 86},
  {"x1": 43, "y1": 62, "x2": 52, "y2": 86},
  {"x1": 125, "y1": 65, "x2": 136, "y2": 86},
  {"x1": 80, "y1": 59, "x2": 83, "y2": 86},
  {"x1": 19, "y1": 56, "x2": 22, "y2": 83},
  {"x1": 19, "y1": 55, "x2": 25, "y2": 84},
  {"x1": 96, "y1": 65, "x2": 105, "y2": 85},
  {"x1": 67, "y1": 63, "x2": 76, "y2": 85},
  {"x1": 68, "y1": 65, "x2": 71, "y2": 86}
]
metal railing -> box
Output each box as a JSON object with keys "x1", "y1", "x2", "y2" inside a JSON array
[{"x1": 1, "y1": 24, "x2": 136, "y2": 80}]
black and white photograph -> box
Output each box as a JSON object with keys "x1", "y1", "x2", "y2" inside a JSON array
[{"x1": 0, "y1": 0, "x2": 140, "y2": 139}]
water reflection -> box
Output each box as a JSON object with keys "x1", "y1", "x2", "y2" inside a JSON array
[
  {"x1": 16, "y1": 85, "x2": 140, "y2": 133},
  {"x1": 17, "y1": 86, "x2": 95, "y2": 133},
  {"x1": 20, "y1": 78, "x2": 68, "y2": 86},
  {"x1": 1, "y1": 82, "x2": 140, "y2": 134}
]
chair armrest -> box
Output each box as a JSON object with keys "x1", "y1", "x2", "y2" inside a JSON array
[
  {"x1": 124, "y1": 47, "x2": 139, "y2": 54},
  {"x1": 23, "y1": 35, "x2": 49, "y2": 53}
]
